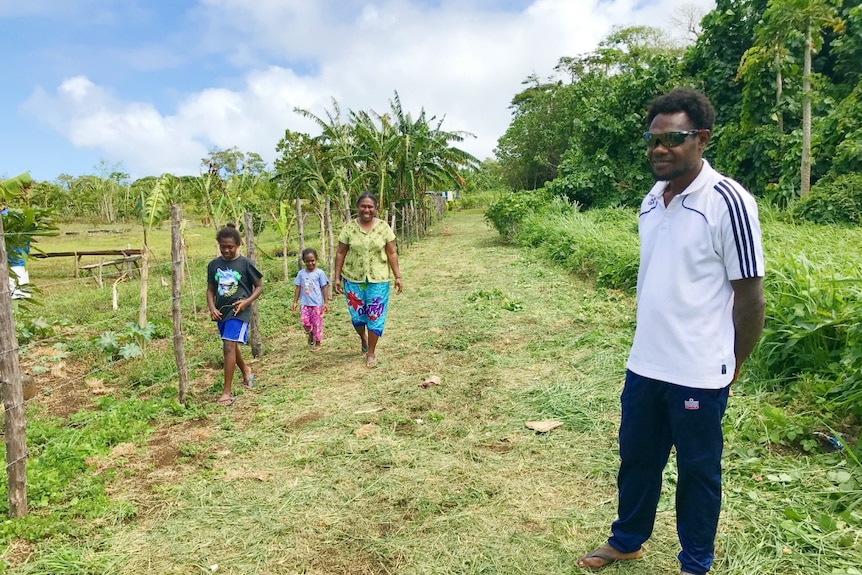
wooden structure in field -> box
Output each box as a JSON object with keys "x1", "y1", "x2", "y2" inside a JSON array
[{"x1": 32, "y1": 249, "x2": 143, "y2": 278}]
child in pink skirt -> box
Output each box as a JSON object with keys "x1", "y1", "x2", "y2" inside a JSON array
[{"x1": 291, "y1": 248, "x2": 330, "y2": 351}]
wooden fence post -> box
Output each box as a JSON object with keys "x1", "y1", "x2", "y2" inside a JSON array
[
  {"x1": 171, "y1": 206, "x2": 191, "y2": 404},
  {"x1": 411, "y1": 201, "x2": 417, "y2": 245},
  {"x1": 0, "y1": 215, "x2": 28, "y2": 517},
  {"x1": 243, "y1": 212, "x2": 262, "y2": 358}
]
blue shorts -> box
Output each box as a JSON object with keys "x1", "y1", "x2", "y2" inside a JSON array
[
  {"x1": 343, "y1": 279, "x2": 390, "y2": 337},
  {"x1": 217, "y1": 318, "x2": 249, "y2": 344}
]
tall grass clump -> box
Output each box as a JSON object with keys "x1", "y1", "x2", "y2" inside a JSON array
[
  {"x1": 748, "y1": 217, "x2": 862, "y2": 421},
  {"x1": 514, "y1": 204, "x2": 639, "y2": 291},
  {"x1": 755, "y1": 252, "x2": 862, "y2": 416},
  {"x1": 456, "y1": 188, "x2": 506, "y2": 210}
]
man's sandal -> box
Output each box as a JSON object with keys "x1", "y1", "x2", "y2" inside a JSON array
[{"x1": 576, "y1": 544, "x2": 643, "y2": 570}]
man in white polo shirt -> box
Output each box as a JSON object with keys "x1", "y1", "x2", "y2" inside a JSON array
[{"x1": 577, "y1": 88, "x2": 765, "y2": 575}]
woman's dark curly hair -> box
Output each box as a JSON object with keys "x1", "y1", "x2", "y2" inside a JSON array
[{"x1": 646, "y1": 88, "x2": 715, "y2": 130}]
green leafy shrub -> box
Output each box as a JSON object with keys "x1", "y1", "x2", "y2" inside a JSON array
[
  {"x1": 92, "y1": 322, "x2": 157, "y2": 360},
  {"x1": 712, "y1": 123, "x2": 786, "y2": 204},
  {"x1": 484, "y1": 188, "x2": 553, "y2": 239},
  {"x1": 756, "y1": 254, "x2": 862, "y2": 414},
  {"x1": 792, "y1": 173, "x2": 862, "y2": 225}
]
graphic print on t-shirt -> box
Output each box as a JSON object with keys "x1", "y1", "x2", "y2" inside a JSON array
[
  {"x1": 216, "y1": 268, "x2": 241, "y2": 298},
  {"x1": 302, "y1": 275, "x2": 316, "y2": 296}
]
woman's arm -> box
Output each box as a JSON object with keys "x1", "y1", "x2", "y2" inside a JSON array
[
  {"x1": 333, "y1": 241, "x2": 349, "y2": 295},
  {"x1": 385, "y1": 240, "x2": 402, "y2": 294}
]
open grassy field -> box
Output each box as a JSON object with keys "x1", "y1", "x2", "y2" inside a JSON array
[{"x1": 2, "y1": 211, "x2": 860, "y2": 574}]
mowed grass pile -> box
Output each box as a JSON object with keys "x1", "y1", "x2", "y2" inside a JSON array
[{"x1": 0, "y1": 211, "x2": 859, "y2": 574}]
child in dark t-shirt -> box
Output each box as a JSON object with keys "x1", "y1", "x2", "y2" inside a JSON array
[{"x1": 206, "y1": 223, "x2": 263, "y2": 406}]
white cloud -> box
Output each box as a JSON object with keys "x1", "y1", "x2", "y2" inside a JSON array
[
  {"x1": 21, "y1": 0, "x2": 715, "y2": 178},
  {"x1": 23, "y1": 77, "x2": 209, "y2": 176}
]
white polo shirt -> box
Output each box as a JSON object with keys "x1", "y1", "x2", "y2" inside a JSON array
[{"x1": 626, "y1": 160, "x2": 764, "y2": 389}]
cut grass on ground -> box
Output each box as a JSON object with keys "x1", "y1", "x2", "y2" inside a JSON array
[{"x1": 3, "y1": 211, "x2": 860, "y2": 575}]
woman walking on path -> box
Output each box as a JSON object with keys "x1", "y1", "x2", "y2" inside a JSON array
[
  {"x1": 206, "y1": 223, "x2": 263, "y2": 405},
  {"x1": 333, "y1": 192, "x2": 402, "y2": 368}
]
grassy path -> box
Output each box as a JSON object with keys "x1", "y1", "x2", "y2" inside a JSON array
[
  {"x1": 31, "y1": 211, "x2": 854, "y2": 574},
  {"x1": 104, "y1": 210, "x2": 639, "y2": 575}
]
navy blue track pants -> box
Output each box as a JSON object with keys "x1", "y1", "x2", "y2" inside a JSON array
[{"x1": 608, "y1": 370, "x2": 730, "y2": 575}]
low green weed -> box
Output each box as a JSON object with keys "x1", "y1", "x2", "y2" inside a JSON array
[
  {"x1": 467, "y1": 288, "x2": 523, "y2": 312},
  {"x1": 92, "y1": 322, "x2": 157, "y2": 360},
  {"x1": 727, "y1": 401, "x2": 816, "y2": 452},
  {"x1": 0, "y1": 397, "x2": 174, "y2": 541},
  {"x1": 24, "y1": 343, "x2": 70, "y2": 376}
]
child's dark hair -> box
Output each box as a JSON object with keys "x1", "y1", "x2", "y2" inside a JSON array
[
  {"x1": 357, "y1": 191, "x2": 379, "y2": 207},
  {"x1": 646, "y1": 88, "x2": 716, "y2": 130},
  {"x1": 216, "y1": 223, "x2": 242, "y2": 244},
  {"x1": 301, "y1": 247, "x2": 318, "y2": 261}
]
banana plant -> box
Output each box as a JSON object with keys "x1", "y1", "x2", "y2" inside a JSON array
[
  {"x1": 1, "y1": 173, "x2": 58, "y2": 303},
  {"x1": 135, "y1": 173, "x2": 180, "y2": 328},
  {"x1": 270, "y1": 200, "x2": 297, "y2": 280},
  {"x1": 138, "y1": 173, "x2": 178, "y2": 243}
]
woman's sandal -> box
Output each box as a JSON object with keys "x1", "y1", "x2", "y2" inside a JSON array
[
  {"x1": 242, "y1": 374, "x2": 254, "y2": 390},
  {"x1": 365, "y1": 356, "x2": 378, "y2": 368}
]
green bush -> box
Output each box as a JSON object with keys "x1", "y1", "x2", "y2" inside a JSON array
[
  {"x1": 792, "y1": 173, "x2": 862, "y2": 225},
  {"x1": 483, "y1": 188, "x2": 553, "y2": 239},
  {"x1": 755, "y1": 252, "x2": 862, "y2": 415}
]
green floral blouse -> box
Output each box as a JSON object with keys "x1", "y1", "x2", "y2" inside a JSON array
[{"x1": 337, "y1": 219, "x2": 396, "y2": 283}]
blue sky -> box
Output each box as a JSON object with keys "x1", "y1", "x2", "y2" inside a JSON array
[{"x1": 1, "y1": 0, "x2": 714, "y2": 182}]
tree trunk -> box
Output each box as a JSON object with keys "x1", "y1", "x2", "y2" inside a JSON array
[
  {"x1": 325, "y1": 196, "x2": 335, "y2": 272},
  {"x1": 283, "y1": 234, "x2": 289, "y2": 282},
  {"x1": 171, "y1": 205, "x2": 191, "y2": 404},
  {"x1": 318, "y1": 206, "x2": 326, "y2": 265},
  {"x1": 244, "y1": 212, "x2": 262, "y2": 358},
  {"x1": 800, "y1": 26, "x2": 813, "y2": 197},
  {"x1": 775, "y1": 46, "x2": 784, "y2": 133},
  {"x1": 0, "y1": 215, "x2": 28, "y2": 517},
  {"x1": 138, "y1": 243, "x2": 149, "y2": 329},
  {"x1": 296, "y1": 198, "x2": 305, "y2": 273}
]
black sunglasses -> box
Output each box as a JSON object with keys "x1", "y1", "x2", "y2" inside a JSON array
[{"x1": 642, "y1": 129, "x2": 704, "y2": 148}]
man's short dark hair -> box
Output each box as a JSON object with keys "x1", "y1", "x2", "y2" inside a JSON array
[{"x1": 646, "y1": 88, "x2": 715, "y2": 130}]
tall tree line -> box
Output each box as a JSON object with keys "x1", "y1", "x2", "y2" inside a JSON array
[
  {"x1": 495, "y1": 0, "x2": 862, "y2": 209},
  {"x1": 26, "y1": 92, "x2": 478, "y2": 232}
]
